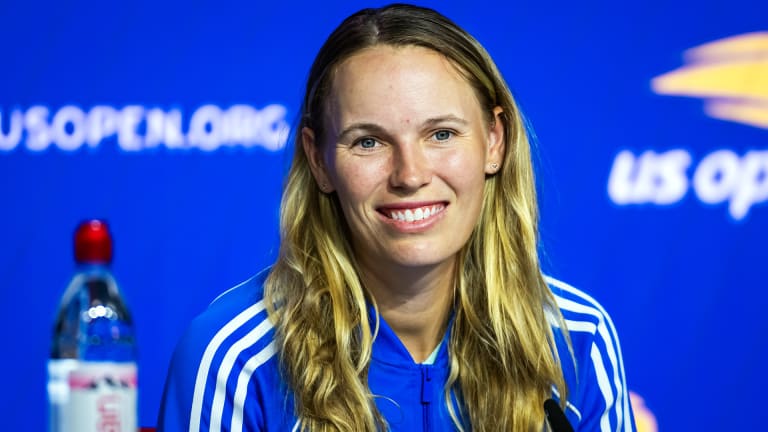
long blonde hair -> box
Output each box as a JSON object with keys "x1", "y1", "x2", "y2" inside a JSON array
[{"x1": 265, "y1": 4, "x2": 570, "y2": 431}]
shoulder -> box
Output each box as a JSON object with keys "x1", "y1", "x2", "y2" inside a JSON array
[
  {"x1": 178, "y1": 270, "x2": 275, "y2": 372},
  {"x1": 546, "y1": 276, "x2": 619, "y2": 348},
  {"x1": 544, "y1": 276, "x2": 636, "y2": 432},
  {"x1": 158, "y1": 270, "x2": 290, "y2": 431}
]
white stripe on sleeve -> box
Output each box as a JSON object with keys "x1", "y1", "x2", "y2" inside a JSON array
[
  {"x1": 547, "y1": 276, "x2": 632, "y2": 431},
  {"x1": 230, "y1": 341, "x2": 277, "y2": 432},
  {"x1": 591, "y1": 343, "x2": 614, "y2": 432},
  {"x1": 209, "y1": 316, "x2": 274, "y2": 431},
  {"x1": 189, "y1": 300, "x2": 266, "y2": 432}
]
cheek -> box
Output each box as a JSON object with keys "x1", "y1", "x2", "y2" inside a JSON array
[
  {"x1": 331, "y1": 156, "x2": 388, "y2": 206},
  {"x1": 440, "y1": 149, "x2": 487, "y2": 190}
]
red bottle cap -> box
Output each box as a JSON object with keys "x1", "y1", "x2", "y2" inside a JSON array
[{"x1": 74, "y1": 220, "x2": 113, "y2": 264}]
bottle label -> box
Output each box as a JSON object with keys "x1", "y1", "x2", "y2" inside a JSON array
[{"x1": 48, "y1": 360, "x2": 137, "y2": 432}]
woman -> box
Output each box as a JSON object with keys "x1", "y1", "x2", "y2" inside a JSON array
[{"x1": 158, "y1": 4, "x2": 634, "y2": 431}]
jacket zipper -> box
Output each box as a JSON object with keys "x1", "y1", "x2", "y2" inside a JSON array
[{"x1": 421, "y1": 366, "x2": 432, "y2": 431}]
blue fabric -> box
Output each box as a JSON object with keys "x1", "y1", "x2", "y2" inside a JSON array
[{"x1": 157, "y1": 271, "x2": 635, "y2": 431}]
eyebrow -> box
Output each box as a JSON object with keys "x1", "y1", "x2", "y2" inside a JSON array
[{"x1": 336, "y1": 115, "x2": 470, "y2": 143}]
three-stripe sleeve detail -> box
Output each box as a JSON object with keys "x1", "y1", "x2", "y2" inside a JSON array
[
  {"x1": 546, "y1": 276, "x2": 632, "y2": 432},
  {"x1": 189, "y1": 299, "x2": 274, "y2": 432}
]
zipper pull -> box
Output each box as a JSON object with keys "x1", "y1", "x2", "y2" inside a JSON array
[{"x1": 420, "y1": 366, "x2": 433, "y2": 404}]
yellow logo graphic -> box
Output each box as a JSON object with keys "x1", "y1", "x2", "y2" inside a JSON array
[
  {"x1": 651, "y1": 31, "x2": 768, "y2": 129},
  {"x1": 629, "y1": 391, "x2": 658, "y2": 432}
]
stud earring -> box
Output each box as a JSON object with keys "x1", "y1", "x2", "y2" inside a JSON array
[{"x1": 490, "y1": 163, "x2": 499, "y2": 170}]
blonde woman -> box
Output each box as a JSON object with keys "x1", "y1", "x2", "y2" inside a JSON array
[{"x1": 158, "y1": 4, "x2": 635, "y2": 431}]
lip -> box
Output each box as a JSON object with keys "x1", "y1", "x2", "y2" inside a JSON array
[
  {"x1": 376, "y1": 201, "x2": 448, "y2": 233},
  {"x1": 377, "y1": 200, "x2": 447, "y2": 211}
]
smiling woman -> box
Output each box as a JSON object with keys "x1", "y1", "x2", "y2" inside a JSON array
[
  {"x1": 302, "y1": 45, "x2": 503, "y2": 282},
  {"x1": 157, "y1": 4, "x2": 636, "y2": 432}
]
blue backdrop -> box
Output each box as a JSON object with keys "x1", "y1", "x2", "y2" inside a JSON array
[{"x1": 1, "y1": 1, "x2": 766, "y2": 430}]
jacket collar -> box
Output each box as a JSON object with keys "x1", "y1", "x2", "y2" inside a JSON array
[{"x1": 366, "y1": 302, "x2": 452, "y2": 367}]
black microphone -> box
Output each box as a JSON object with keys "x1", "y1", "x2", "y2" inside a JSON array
[{"x1": 544, "y1": 399, "x2": 574, "y2": 432}]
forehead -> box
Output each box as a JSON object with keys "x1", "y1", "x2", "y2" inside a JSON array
[
  {"x1": 325, "y1": 45, "x2": 483, "y2": 127},
  {"x1": 335, "y1": 44, "x2": 464, "y2": 79}
]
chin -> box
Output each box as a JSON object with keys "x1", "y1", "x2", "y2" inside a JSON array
[{"x1": 385, "y1": 248, "x2": 458, "y2": 270}]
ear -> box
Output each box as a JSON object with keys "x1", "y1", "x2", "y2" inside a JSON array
[
  {"x1": 485, "y1": 106, "x2": 506, "y2": 174},
  {"x1": 302, "y1": 127, "x2": 335, "y2": 193}
]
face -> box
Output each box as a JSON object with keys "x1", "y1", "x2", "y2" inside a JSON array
[{"x1": 304, "y1": 45, "x2": 504, "y2": 277}]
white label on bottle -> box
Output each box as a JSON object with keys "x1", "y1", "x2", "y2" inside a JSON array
[{"x1": 48, "y1": 360, "x2": 137, "y2": 432}]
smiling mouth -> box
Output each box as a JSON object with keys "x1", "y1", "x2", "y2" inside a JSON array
[{"x1": 380, "y1": 204, "x2": 446, "y2": 222}]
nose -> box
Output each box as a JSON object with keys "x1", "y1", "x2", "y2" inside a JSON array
[{"x1": 389, "y1": 141, "x2": 432, "y2": 191}]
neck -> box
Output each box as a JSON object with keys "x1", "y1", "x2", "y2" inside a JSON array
[{"x1": 359, "y1": 259, "x2": 455, "y2": 363}]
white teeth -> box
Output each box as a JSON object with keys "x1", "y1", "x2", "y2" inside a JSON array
[{"x1": 387, "y1": 204, "x2": 444, "y2": 222}]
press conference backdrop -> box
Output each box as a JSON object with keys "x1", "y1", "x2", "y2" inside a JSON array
[{"x1": 1, "y1": 1, "x2": 765, "y2": 430}]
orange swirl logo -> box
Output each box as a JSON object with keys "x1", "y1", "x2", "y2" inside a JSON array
[
  {"x1": 609, "y1": 32, "x2": 768, "y2": 222},
  {"x1": 629, "y1": 392, "x2": 658, "y2": 432},
  {"x1": 651, "y1": 31, "x2": 768, "y2": 129}
]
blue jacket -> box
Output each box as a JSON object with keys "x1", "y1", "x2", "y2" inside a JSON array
[{"x1": 157, "y1": 271, "x2": 635, "y2": 431}]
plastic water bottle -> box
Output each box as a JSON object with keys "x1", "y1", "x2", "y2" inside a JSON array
[{"x1": 48, "y1": 220, "x2": 138, "y2": 432}]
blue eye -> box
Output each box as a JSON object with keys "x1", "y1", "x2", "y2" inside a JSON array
[
  {"x1": 433, "y1": 130, "x2": 453, "y2": 141},
  {"x1": 358, "y1": 137, "x2": 377, "y2": 149}
]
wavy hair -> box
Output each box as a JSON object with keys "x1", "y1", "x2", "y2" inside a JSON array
[{"x1": 264, "y1": 4, "x2": 570, "y2": 431}]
